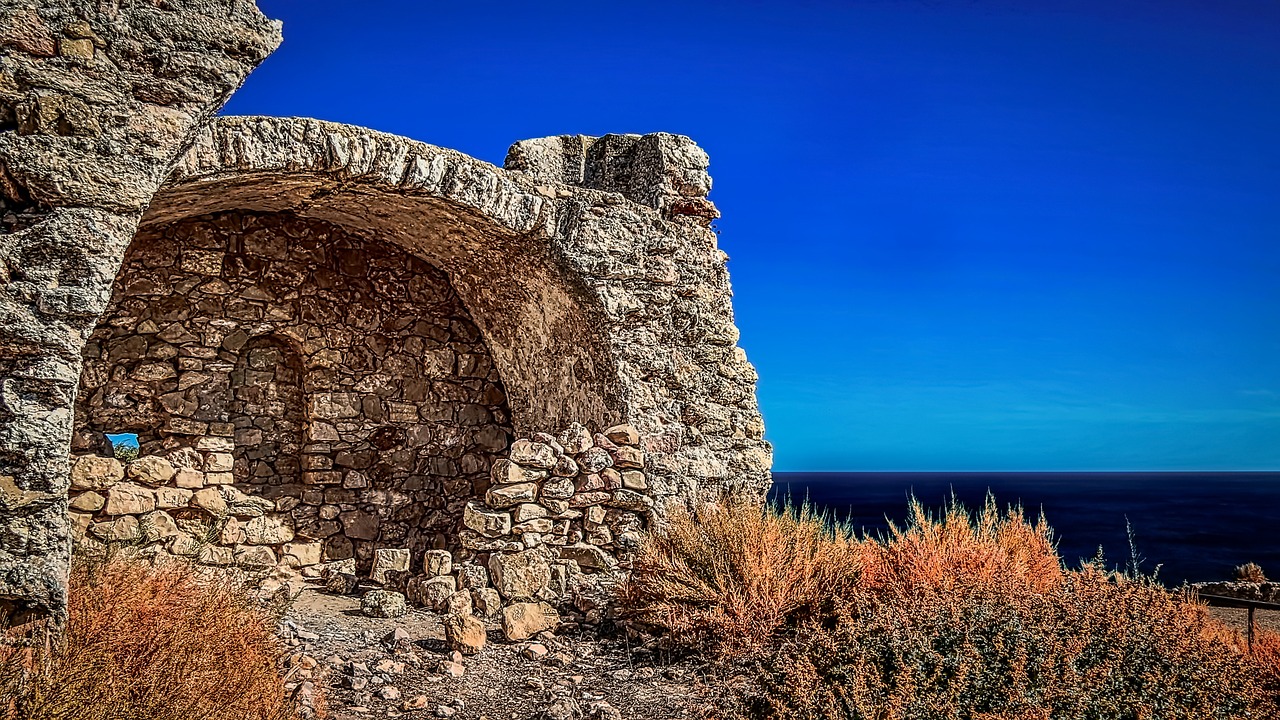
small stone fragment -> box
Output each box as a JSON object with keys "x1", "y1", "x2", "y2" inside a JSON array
[
  {"x1": 443, "y1": 612, "x2": 487, "y2": 655},
  {"x1": 509, "y1": 439, "x2": 557, "y2": 469},
  {"x1": 463, "y1": 502, "x2": 512, "y2": 536},
  {"x1": 557, "y1": 423, "x2": 593, "y2": 455},
  {"x1": 70, "y1": 456, "x2": 124, "y2": 491},
  {"x1": 471, "y1": 588, "x2": 502, "y2": 616}
]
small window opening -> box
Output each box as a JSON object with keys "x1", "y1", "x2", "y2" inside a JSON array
[{"x1": 105, "y1": 433, "x2": 139, "y2": 463}]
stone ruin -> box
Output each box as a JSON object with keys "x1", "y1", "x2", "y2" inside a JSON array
[{"x1": 0, "y1": 0, "x2": 771, "y2": 631}]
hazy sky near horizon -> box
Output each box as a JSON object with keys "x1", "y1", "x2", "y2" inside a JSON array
[{"x1": 226, "y1": 0, "x2": 1280, "y2": 472}]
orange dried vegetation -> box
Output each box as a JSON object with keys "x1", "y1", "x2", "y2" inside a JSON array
[
  {"x1": 624, "y1": 494, "x2": 1280, "y2": 720},
  {"x1": 1, "y1": 556, "x2": 309, "y2": 720},
  {"x1": 620, "y1": 498, "x2": 859, "y2": 658}
]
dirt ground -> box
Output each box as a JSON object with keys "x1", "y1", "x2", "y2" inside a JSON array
[
  {"x1": 1209, "y1": 606, "x2": 1280, "y2": 637},
  {"x1": 278, "y1": 582, "x2": 1280, "y2": 720},
  {"x1": 280, "y1": 585, "x2": 712, "y2": 720}
]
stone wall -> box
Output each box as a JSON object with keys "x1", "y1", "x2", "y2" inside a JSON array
[
  {"x1": 74, "y1": 210, "x2": 512, "y2": 566},
  {"x1": 63, "y1": 423, "x2": 659, "y2": 627}
]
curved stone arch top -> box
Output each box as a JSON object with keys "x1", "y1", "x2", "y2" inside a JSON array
[
  {"x1": 148, "y1": 116, "x2": 625, "y2": 436},
  {"x1": 148, "y1": 117, "x2": 773, "y2": 506}
]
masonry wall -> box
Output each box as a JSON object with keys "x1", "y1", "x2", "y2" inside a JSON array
[{"x1": 73, "y1": 211, "x2": 512, "y2": 567}]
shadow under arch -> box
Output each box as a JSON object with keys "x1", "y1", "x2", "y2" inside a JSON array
[{"x1": 143, "y1": 115, "x2": 627, "y2": 435}]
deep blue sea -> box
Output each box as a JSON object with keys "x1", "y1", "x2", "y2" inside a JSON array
[{"x1": 769, "y1": 472, "x2": 1280, "y2": 586}]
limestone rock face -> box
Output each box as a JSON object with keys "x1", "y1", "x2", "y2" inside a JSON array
[{"x1": 69, "y1": 456, "x2": 123, "y2": 491}]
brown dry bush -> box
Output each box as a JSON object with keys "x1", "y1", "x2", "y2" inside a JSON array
[
  {"x1": 1, "y1": 555, "x2": 309, "y2": 720},
  {"x1": 1235, "y1": 562, "x2": 1268, "y2": 583},
  {"x1": 625, "y1": 494, "x2": 1280, "y2": 719},
  {"x1": 620, "y1": 498, "x2": 860, "y2": 658}
]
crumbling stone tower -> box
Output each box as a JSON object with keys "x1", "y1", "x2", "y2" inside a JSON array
[{"x1": 0, "y1": 0, "x2": 770, "y2": 630}]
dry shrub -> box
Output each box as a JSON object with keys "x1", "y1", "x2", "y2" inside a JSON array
[
  {"x1": 625, "y1": 495, "x2": 1280, "y2": 719},
  {"x1": 1235, "y1": 562, "x2": 1268, "y2": 583},
  {"x1": 857, "y1": 495, "x2": 1063, "y2": 597},
  {"x1": 1241, "y1": 629, "x2": 1280, "y2": 697},
  {"x1": 0, "y1": 555, "x2": 307, "y2": 720},
  {"x1": 620, "y1": 498, "x2": 859, "y2": 657}
]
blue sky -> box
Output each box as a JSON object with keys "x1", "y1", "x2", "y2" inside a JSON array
[{"x1": 226, "y1": 0, "x2": 1280, "y2": 472}]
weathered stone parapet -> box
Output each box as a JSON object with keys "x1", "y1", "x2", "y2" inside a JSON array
[
  {"x1": 0, "y1": 0, "x2": 280, "y2": 630},
  {"x1": 505, "y1": 133, "x2": 718, "y2": 223}
]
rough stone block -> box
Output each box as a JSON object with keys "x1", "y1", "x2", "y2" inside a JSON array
[
  {"x1": 490, "y1": 459, "x2": 546, "y2": 485},
  {"x1": 444, "y1": 612, "x2": 486, "y2": 656},
  {"x1": 103, "y1": 483, "x2": 156, "y2": 516},
  {"x1": 244, "y1": 514, "x2": 295, "y2": 545},
  {"x1": 509, "y1": 439, "x2": 557, "y2": 469},
  {"x1": 154, "y1": 486, "x2": 194, "y2": 509},
  {"x1": 423, "y1": 549, "x2": 453, "y2": 577},
  {"x1": 361, "y1": 590, "x2": 407, "y2": 618},
  {"x1": 284, "y1": 541, "x2": 324, "y2": 567},
  {"x1": 371, "y1": 548, "x2": 411, "y2": 585},
  {"x1": 559, "y1": 543, "x2": 617, "y2": 571},
  {"x1": 70, "y1": 456, "x2": 124, "y2": 491},
  {"x1": 488, "y1": 549, "x2": 550, "y2": 601},
  {"x1": 68, "y1": 491, "x2": 106, "y2": 513},
  {"x1": 603, "y1": 424, "x2": 640, "y2": 446},
  {"x1": 621, "y1": 471, "x2": 648, "y2": 490},
  {"x1": 486, "y1": 483, "x2": 537, "y2": 509}
]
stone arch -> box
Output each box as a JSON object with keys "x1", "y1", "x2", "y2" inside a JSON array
[{"x1": 144, "y1": 116, "x2": 629, "y2": 437}]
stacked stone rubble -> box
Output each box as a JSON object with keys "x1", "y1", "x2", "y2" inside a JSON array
[
  {"x1": 460, "y1": 422, "x2": 658, "y2": 571},
  {"x1": 64, "y1": 423, "x2": 655, "y2": 623}
]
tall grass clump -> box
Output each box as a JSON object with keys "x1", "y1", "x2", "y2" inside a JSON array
[
  {"x1": 623, "y1": 494, "x2": 1280, "y2": 719},
  {"x1": 1, "y1": 555, "x2": 308, "y2": 720},
  {"x1": 621, "y1": 498, "x2": 859, "y2": 657}
]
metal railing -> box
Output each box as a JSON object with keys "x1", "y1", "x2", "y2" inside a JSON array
[{"x1": 1195, "y1": 593, "x2": 1280, "y2": 652}]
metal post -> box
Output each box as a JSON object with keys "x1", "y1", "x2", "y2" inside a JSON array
[{"x1": 1248, "y1": 606, "x2": 1255, "y2": 653}]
